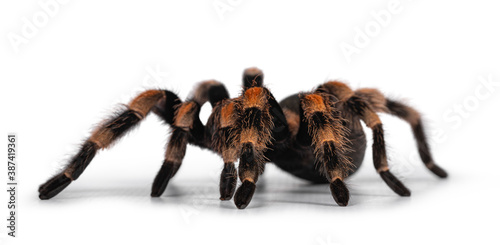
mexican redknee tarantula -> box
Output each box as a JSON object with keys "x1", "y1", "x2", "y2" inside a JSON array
[{"x1": 39, "y1": 67, "x2": 447, "y2": 209}]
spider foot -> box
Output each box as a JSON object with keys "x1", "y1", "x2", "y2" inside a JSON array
[
  {"x1": 380, "y1": 170, "x2": 411, "y2": 196},
  {"x1": 39, "y1": 173, "x2": 72, "y2": 200},
  {"x1": 426, "y1": 162, "x2": 448, "y2": 178},
  {"x1": 329, "y1": 179, "x2": 350, "y2": 206},
  {"x1": 234, "y1": 180, "x2": 256, "y2": 209},
  {"x1": 150, "y1": 161, "x2": 176, "y2": 197},
  {"x1": 219, "y1": 163, "x2": 237, "y2": 201}
]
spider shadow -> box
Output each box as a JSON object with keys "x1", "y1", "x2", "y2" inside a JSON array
[
  {"x1": 41, "y1": 185, "x2": 149, "y2": 200},
  {"x1": 249, "y1": 173, "x2": 449, "y2": 208},
  {"x1": 35, "y1": 173, "x2": 449, "y2": 210}
]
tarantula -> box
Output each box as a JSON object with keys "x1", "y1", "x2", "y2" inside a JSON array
[{"x1": 39, "y1": 67, "x2": 447, "y2": 209}]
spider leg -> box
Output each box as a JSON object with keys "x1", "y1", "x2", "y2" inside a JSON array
[
  {"x1": 298, "y1": 93, "x2": 352, "y2": 206},
  {"x1": 346, "y1": 95, "x2": 411, "y2": 196},
  {"x1": 232, "y1": 85, "x2": 275, "y2": 209},
  {"x1": 355, "y1": 89, "x2": 448, "y2": 178},
  {"x1": 150, "y1": 101, "x2": 197, "y2": 196},
  {"x1": 213, "y1": 79, "x2": 289, "y2": 204},
  {"x1": 212, "y1": 100, "x2": 239, "y2": 200},
  {"x1": 39, "y1": 90, "x2": 176, "y2": 200},
  {"x1": 229, "y1": 68, "x2": 291, "y2": 208},
  {"x1": 243, "y1": 67, "x2": 264, "y2": 89},
  {"x1": 386, "y1": 99, "x2": 448, "y2": 177},
  {"x1": 234, "y1": 142, "x2": 260, "y2": 209},
  {"x1": 193, "y1": 80, "x2": 237, "y2": 200},
  {"x1": 220, "y1": 162, "x2": 237, "y2": 200},
  {"x1": 243, "y1": 67, "x2": 290, "y2": 144},
  {"x1": 151, "y1": 80, "x2": 231, "y2": 197}
]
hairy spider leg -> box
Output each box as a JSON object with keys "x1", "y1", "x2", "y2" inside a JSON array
[
  {"x1": 211, "y1": 68, "x2": 268, "y2": 201},
  {"x1": 355, "y1": 88, "x2": 448, "y2": 178},
  {"x1": 319, "y1": 82, "x2": 411, "y2": 197},
  {"x1": 212, "y1": 99, "x2": 240, "y2": 200},
  {"x1": 298, "y1": 92, "x2": 353, "y2": 206},
  {"x1": 150, "y1": 100, "x2": 199, "y2": 197},
  {"x1": 39, "y1": 90, "x2": 177, "y2": 200},
  {"x1": 230, "y1": 85, "x2": 274, "y2": 209},
  {"x1": 222, "y1": 67, "x2": 291, "y2": 207},
  {"x1": 151, "y1": 80, "x2": 231, "y2": 197}
]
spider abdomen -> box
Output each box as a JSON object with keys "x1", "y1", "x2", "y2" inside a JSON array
[
  {"x1": 271, "y1": 130, "x2": 366, "y2": 183},
  {"x1": 270, "y1": 94, "x2": 367, "y2": 183}
]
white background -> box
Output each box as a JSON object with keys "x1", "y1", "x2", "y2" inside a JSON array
[{"x1": 1, "y1": 1, "x2": 500, "y2": 244}]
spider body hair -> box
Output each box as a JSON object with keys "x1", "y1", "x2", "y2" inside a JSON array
[{"x1": 39, "y1": 68, "x2": 447, "y2": 209}]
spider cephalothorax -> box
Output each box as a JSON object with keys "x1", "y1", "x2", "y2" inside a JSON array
[{"x1": 39, "y1": 67, "x2": 447, "y2": 209}]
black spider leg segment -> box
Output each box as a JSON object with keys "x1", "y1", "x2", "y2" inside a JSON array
[
  {"x1": 151, "y1": 100, "x2": 202, "y2": 197},
  {"x1": 268, "y1": 93, "x2": 290, "y2": 144},
  {"x1": 190, "y1": 80, "x2": 238, "y2": 200},
  {"x1": 150, "y1": 126, "x2": 189, "y2": 197},
  {"x1": 299, "y1": 93, "x2": 352, "y2": 206},
  {"x1": 354, "y1": 88, "x2": 448, "y2": 178},
  {"x1": 39, "y1": 90, "x2": 173, "y2": 200},
  {"x1": 151, "y1": 80, "x2": 232, "y2": 197},
  {"x1": 346, "y1": 96, "x2": 411, "y2": 196},
  {"x1": 220, "y1": 162, "x2": 237, "y2": 200},
  {"x1": 200, "y1": 84, "x2": 240, "y2": 201},
  {"x1": 242, "y1": 67, "x2": 264, "y2": 90},
  {"x1": 385, "y1": 99, "x2": 448, "y2": 178},
  {"x1": 233, "y1": 87, "x2": 274, "y2": 209},
  {"x1": 235, "y1": 142, "x2": 258, "y2": 209},
  {"x1": 187, "y1": 80, "x2": 229, "y2": 148},
  {"x1": 212, "y1": 100, "x2": 239, "y2": 200},
  {"x1": 244, "y1": 67, "x2": 289, "y2": 144},
  {"x1": 219, "y1": 131, "x2": 239, "y2": 200}
]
